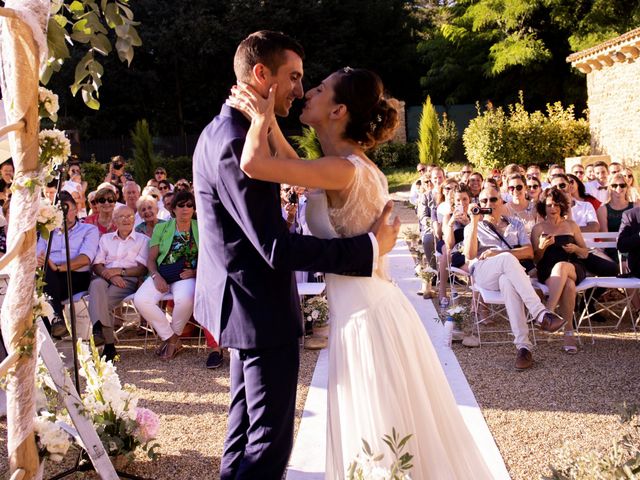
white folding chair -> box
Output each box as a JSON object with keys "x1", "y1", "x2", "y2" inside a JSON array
[{"x1": 61, "y1": 291, "x2": 91, "y2": 339}]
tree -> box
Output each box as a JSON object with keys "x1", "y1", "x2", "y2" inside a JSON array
[
  {"x1": 417, "y1": 96, "x2": 440, "y2": 165},
  {"x1": 131, "y1": 119, "x2": 155, "y2": 184}
]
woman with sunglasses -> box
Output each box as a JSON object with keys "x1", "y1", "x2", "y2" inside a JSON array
[
  {"x1": 135, "y1": 194, "x2": 166, "y2": 238},
  {"x1": 567, "y1": 173, "x2": 601, "y2": 212},
  {"x1": 550, "y1": 174, "x2": 599, "y2": 232},
  {"x1": 596, "y1": 172, "x2": 637, "y2": 260},
  {"x1": 526, "y1": 176, "x2": 542, "y2": 203},
  {"x1": 505, "y1": 173, "x2": 537, "y2": 235},
  {"x1": 83, "y1": 187, "x2": 117, "y2": 235},
  {"x1": 531, "y1": 187, "x2": 588, "y2": 354},
  {"x1": 623, "y1": 167, "x2": 639, "y2": 202},
  {"x1": 134, "y1": 190, "x2": 199, "y2": 360}
]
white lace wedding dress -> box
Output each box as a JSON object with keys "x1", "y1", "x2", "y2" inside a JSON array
[{"x1": 305, "y1": 155, "x2": 493, "y2": 479}]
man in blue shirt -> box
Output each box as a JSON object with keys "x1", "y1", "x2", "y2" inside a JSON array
[{"x1": 37, "y1": 191, "x2": 99, "y2": 337}]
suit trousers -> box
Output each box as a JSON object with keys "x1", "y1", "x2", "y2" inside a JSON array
[
  {"x1": 88, "y1": 276, "x2": 139, "y2": 343},
  {"x1": 43, "y1": 269, "x2": 91, "y2": 318},
  {"x1": 472, "y1": 252, "x2": 546, "y2": 350},
  {"x1": 220, "y1": 341, "x2": 300, "y2": 480}
]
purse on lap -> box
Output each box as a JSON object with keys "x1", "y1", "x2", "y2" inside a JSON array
[{"x1": 157, "y1": 262, "x2": 185, "y2": 284}]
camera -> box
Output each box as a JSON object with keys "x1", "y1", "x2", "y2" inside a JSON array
[
  {"x1": 112, "y1": 161, "x2": 124, "y2": 170},
  {"x1": 285, "y1": 190, "x2": 298, "y2": 204},
  {"x1": 471, "y1": 206, "x2": 492, "y2": 215}
]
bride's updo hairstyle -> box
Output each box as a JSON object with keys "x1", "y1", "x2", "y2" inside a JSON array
[{"x1": 332, "y1": 67, "x2": 399, "y2": 149}]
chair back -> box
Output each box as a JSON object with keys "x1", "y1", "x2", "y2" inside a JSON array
[{"x1": 582, "y1": 231, "x2": 618, "y2": 249}]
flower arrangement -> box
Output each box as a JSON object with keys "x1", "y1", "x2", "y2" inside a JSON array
[
  {"x1": 37, "y1": 197, "x2": 63, "y2": 240},
  {"x1": 347, "y1": 428, "x2": 414, "y2": 480},
  {"x1": 77, "y1": 340, "x2": 160, "y2": 460},
  {"x1": 38, "y1": 86, "x2": 59, "y2": 123},
  {"x1": 444, "y1": 305, "x2": 465, "y2": 329},
  {"x1": 34, "y1": 412, "x2": 73, "y2": 462},
  {"x1": 414, "y1": 264, "x2": 436, "y2": 283},
  {"x1": 302, "y1": 295, "x2": 329, "y2": 327},
  {"x1": 38, "y1": 128, "x2": 71, "y2": 169}
]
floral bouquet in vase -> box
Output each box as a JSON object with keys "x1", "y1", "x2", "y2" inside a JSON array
[
  {"x1": 414, "y1": 263, "x2": 437, "y2": 299},
  {"x1": 302, "y1": 295, "x2": 329, "y2": 327},
  {"x1": 439, "y1": 305, "x2": 466, "y2": 346}
]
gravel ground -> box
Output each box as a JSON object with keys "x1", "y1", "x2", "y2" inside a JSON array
[{"x1": 1, "y1": 199, "x2": 638, "y2": 479}]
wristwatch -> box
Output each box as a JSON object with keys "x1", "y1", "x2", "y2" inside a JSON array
[
  {"x1": 120, "y1": 268, "x2": 126, "y2": 277},
  {"x1": 151, "y1": 273, "x2": 157, "y2": 279}
]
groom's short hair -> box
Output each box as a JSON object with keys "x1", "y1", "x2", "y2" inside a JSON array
[{"x1": 234, "y1": 30, "x2": 305, "y2": 83}]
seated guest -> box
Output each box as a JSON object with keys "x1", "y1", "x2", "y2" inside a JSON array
[
  {"x1": 146, "y1": 178, "x2": 159, "y2": 189},
  {"x1": 585, "y1": 161, "x2": 610, "y2": 204},
  {"x1": 526, "y1": 164, "x2": 549, "y2": 189},
  {"x1": 608, "y1": 161, "x2": 623, "y2": 177},
  {"x1": 526, "y1": 176, "x2": 542, "y2": 204},
  {"x1": 142, "y1": 185, "x2": 171, "y2": 220},
  {"x1": 83, "y1": 187, "x2": 118, "y2": 235},
  {"x1": 122, "y1": 181, "x2": 142, "y2": 224},
  {"x1": 409, "y1": 163, "x2": 429, "y2": 206},
  {"x1": 531, "y1": 187, "x2": 588, "y2": 354},
  {"x1": 596, "y1": 172, "x2": 635, "y2": 260},
  {"x1": 88, "y1": 206, "x2": 149, "y2": 361},
  {"x1": 162, "y1": 191, "x2": 175, "y2": 218},
  {"x1": 618, "y1": 206, "x2": 640, "y2": 277},
  {"x1": 463, "y1": 185, "x2": 565, "y2": 370},
  {"x1": 458, "y1": 163, "x2": 473, "y2": 183},
  {"x1": 500, "y1": 164, "x2": 521, "y2": 201},
  {"x1": 505, "y1": 173, "x2": 537, "y2": 235},
  {"x1": 550, "y1": 173, "x2": 599, "y2": 232},
  {"x1": 134, "y1": 190, "x2": 198, "y2": 361},
  {"x1": 174, "y1": 179, "x2": 192, "y2": 192},
  {"x1": 435, "y1": 178, "x2": 459, "y2": 305},
  {"x1": 568, "y1": 173, "x2": 601, "y2": 212},
  {"x1": 36, "y1": 191, "x2": 99, "y2": 337},
  {"x1": 135, "y1": 195, "x2": 165, "y2": 237},
  {"x1": 157, "y1": 179, "x2": 172, "y2": 198},
  {"x1": 417, "y1": 166, "x2": 445, "y2": 278},
  {"x1": 623, "y1": 167, "x2": 639, "y2": 202},
  {"x1": 443, "y1": 184, "x2": 471, "y2": 270},
  {"x1": 466, "y1": 172, "x2": 483, "y2": 202},
  {"x1": 585, "y1": 163, "x2": 595, "y2": 182},
  {"x1": 571, "y1": 163, "x2": 585, "y2": 182}
]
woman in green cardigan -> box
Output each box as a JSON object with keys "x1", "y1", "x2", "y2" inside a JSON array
[{"x1": 134, "y1": 190, "x2": 199, "y2": 360}]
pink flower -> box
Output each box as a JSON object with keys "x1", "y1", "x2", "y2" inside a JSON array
[{"x1": 135, "y1": 407, "x2": 160, "y2": 443}]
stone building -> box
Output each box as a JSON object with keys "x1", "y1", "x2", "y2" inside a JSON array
[{"x1": 567, "y1": 28, "x2": 640, "y2": 166}]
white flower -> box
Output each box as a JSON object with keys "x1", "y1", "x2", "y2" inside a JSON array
[
  {"x1": 37, "y1": 198, "x2": 63, "y2": 233},
  {"x1": 311, "y1": 310, "x2": 319, "y2": 320},
  {"x1": 447, "y1": 306, "x2": 465, "y2": 316},
  {"x1": 39, "y1": 129, "x2": 71, "y2": 168},
  {"x1": 38, "y1": 87, "x2": 59, "y2": 121},
  {"x1": 34, "y1": 414, "x2": 72, "y2": 462},
  {"x1": 33, "y1": 292, "x2": 55, "y2": 320}
]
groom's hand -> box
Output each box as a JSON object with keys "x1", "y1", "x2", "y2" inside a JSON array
[{"x1": 371, "y1": 201, "x2": 401, "y2": 256}]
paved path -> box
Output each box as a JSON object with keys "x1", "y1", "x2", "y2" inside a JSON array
[{"x1": 286, "y1": 238, "x2": 510, "y2": 479}]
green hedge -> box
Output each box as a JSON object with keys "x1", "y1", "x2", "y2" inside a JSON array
[
  {"x1": 463, "y1": 94, "x2": 590, "y2": 170},
  {"x1": 369, "y1": 142, "x2": 419, "y2": 170}
]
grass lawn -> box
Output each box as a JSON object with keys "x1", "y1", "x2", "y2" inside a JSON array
[{"x1": 384, "y1": 166, "x2": 416, "y2": 192}]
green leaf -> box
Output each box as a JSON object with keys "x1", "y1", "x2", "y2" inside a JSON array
[
  {"x1": 104, "y1": 2, "x2": 123, "y2": 28},
  {"x1": 116, "y1": 2, "x2": 135, "y2": 20},
  {"x1": 47, "y1": 17, "x2": 70, "y2": 62},
  {"x1": 115, "y1": 37, "x2": 134, "y2": 65},
  {"x1": 91, "y1": 33, "x2": 112, "y2": 55},
  {"x1": 361, "y1": 439, "x2": 372, "y2": 456},
  {"x1": 81, "y1": 86, "x2": 100, "y2": 110},
  {"x1": 68, "y1": 0, "x2": 84, "y2": 15}
]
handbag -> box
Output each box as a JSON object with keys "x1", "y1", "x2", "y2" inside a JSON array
[
  {"x1": 481, "y1": 219, "x2": 536, "y2": 273},
  {"x1": 157, "y1": 262, "x2": 185, "y2": 284}
]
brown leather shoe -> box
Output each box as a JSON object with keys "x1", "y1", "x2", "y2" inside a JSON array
[
  {"x1": 536, "y1": 311, "x2": 566, "y2": 333},
  {"x1": 515, "y1": 348, "x2": 533, "y2": 370}
]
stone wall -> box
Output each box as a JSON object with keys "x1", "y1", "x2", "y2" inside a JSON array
[{"x1": 586, "y1": 59, "x2": 640, "y2": 165}]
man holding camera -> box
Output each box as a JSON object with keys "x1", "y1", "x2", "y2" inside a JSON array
[{"x1": 464, "y1": 186, "x2": 566, "y2": 370}]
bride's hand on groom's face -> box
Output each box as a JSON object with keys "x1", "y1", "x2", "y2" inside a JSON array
[
  {"x1": 227, "y1": 84, "x2": 277, "y2": 124},
  {"x1": 371, "y1": 200, "x2": 401, "y2": 257}
]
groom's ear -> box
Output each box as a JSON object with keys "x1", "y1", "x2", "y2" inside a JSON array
[{"x1": 251, "y1": 63, "x2": 272, "y2": 94}]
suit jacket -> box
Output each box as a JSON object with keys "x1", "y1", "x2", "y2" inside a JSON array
[
  {"x1": 192, "y1": 105, "x2": 374, "y2": 349},
  {"x1": 617, "y1": 207, "x2": 640, "y2": 277}
]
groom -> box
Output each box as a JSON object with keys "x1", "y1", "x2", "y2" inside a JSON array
[{"x1": 192, "y1": 30, "x2": 400, "y2": 479}]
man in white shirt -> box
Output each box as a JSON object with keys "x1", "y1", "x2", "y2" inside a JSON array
[
  {"x1": 88, "y1": 205, "x2": 149, "y2": 360},
  {"x1": 122, "y1": 181, "x2": 143, "y2": 225},
  {"x1": 526, "y1": 164, "x2": 549, "y2": 190},
  {"x1": 585, "y1": 161, "x2": 610, "y2": 203},
  {"x1": 409, "y1": 163, "x2": 429, "y2": 206}
]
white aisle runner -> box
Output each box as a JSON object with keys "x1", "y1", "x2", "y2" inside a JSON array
[{"x1": 286, "y1": 239, "x2": 511, "y2": 479}]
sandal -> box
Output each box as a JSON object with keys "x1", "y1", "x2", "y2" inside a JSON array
[
  {"x1": 160, "y1": 338, "x2": 183, "y2": 361},
  {"x1": 155, "y1": 340, "x2": 168, "y2": 356},
  {"x1": 562, "y1": 331, "x2": 578, "y2": 354}
]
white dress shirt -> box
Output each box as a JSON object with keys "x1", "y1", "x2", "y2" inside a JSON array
[
  {"x1": 93, "y1": 230, "x2": 149, "y2": 269},
  {"x1": 585, "y1": 180, "x2": 609, "y2": 203},
  {"x1": 571, "y1": 200, "x2": 598, "y2": 228}
]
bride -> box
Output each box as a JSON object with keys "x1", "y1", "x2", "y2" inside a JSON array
[{"x1": 229, "y1": 67, "x2": 493, "y2": 479}]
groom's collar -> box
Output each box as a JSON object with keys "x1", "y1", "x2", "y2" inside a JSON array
[{"x1": 220, "y1": 103, "x2": 250, "y2": 127}]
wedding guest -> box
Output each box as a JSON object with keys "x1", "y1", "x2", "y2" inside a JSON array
[
  {"x1": 623, "y1": 167, "x2": 639, "y2": 202},
  {"x1": 585, "y1": 161, "x2": 610, "y2": 203},
  {"x1": 500, "y1": 164, "x2": 520, "y2": 200},
  {"x1": 531, "y1": 187, "x2": 588, "y2": 354},
  {"x1": 550, "y1": 174, "x2": 599, "y2": 232},
  {"x1": 135, "y1": 195, "x2": 165, "y2": 237},
  {"x1": 585, "y1": 163, "x2": 595, "y2": 182},
  {"x1": 547, "y1": 163, "x2": 565, "y2": 180},
  {"x1": 618, "y1": 206, "x2": 640, "y2": 277},
  {"x1": 162, "y1": 191, "x2": 175, "y2": 218},
  {"x1": 409, "y1": 163, "x2": 428, "y2": 206},
  {"x1": 122, "y1": 181, "x2": 142, "y2": 224},
  {"x1": 154, "y1": 167, "x2": 172, "y2": 189},
  {"x1": 0, "y1": 159, "x2": 13, "y2": 186},
  {"x1": 142, "y1": 185, "x2": 171, "y2": 220},
  {"x1": 463, "y1": 185, "x2": 565, "y2": 370},
  {"x1": 571, "y1": 163, "x2": 585, "y2": 182},
  {"x1": 104, "y1": 155, "x2": 127, "y2": 188},
  {"x1": 88, "y1": 206, "x2": 149, "y2": 361},
  {"x1": 146, "y1": 178, "x2": 159, "y2": 188},
  {"x1": 134, "y1": 190, "x2": 198, "y2": 360},
  {"x1": 44, "y1": 179, "x2": 58, "y2": 204},
  {"x1": 505, "y1": 173, "x2": 537, "y2": 235},
  {"x1": 87, "y1": 191, "x2": 97, "y2": 216},
  {"x1": 443, "y1": 183, "x2": 471, "y2": 270},
  {"x1": 569, "y1": 173, "x2": 601, "y2": 212},
  {"x1": 467, "y1": 172, "x2": 482, "y2": 202},
  {"x1": 83, "y1": 187, "x2": 117, "y2": 235},
  {"x1": 596, "y1": 172, "x2": 636, "y2": 260},
  {"x1": 418, "y1": 166, "x2": 445, "y2": 275},
  {"x1": 36, "y1": 191, "x2": 99, "y2": 337},
  {"x1": 157, "y1": 179, "x2": 172, "y2": 197},
  {"x1": 526, "y1": 176, "x2": 542, "y2": 204},
  {"x1": 458, "y1": 163, "x2": 473, "y2": 183},
  {"x1": 608, "y1": 161, "x2": 623, "y2": 177},
  {"x1": 435, "y1": 178, "x2": 459, "y2": 305},
  {"x1": 527, "y1": 164, "x2": 550, "y2": 190},
  {"x1": 174, "y1": 179, "x2": 192, "y2": 192}
]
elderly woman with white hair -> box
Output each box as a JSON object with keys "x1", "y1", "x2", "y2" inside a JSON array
[
  {"x1": 135, "y1": 194, "x2": 166, "y2": 238},
  {"x1": 142, "y1": 185, "x2": 171, "y2": 220}
]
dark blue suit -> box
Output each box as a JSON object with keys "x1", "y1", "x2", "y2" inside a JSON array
[{"x1": 193, "y1": 105, "x2": 374, "y2": 479}]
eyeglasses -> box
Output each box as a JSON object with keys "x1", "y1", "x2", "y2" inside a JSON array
[
  {"x1": 90, "y1": 200, "x2": 97, "y2": 205},
  {"x1": 554, "y1": 183, "x2": 567, "y2": 190},
  {"x1": 610, "y1": 183, "x2": 627, "y2": 190},
  {"x1": 479, "y1": 197, "x2": 499, "y2": 204},
  {"x1": 527, "y1": 184, "x2": 540, "y2": 190},
  {"x1": 176, "y1": 202, "x2": 194, "y2": 208},
  {"x1": 573, "y1": 170, "x2": 584, "y2": 175},
  {"x1": 159, "y1": 185, "x2": 169, "y2": 190},
  {"x1": 155, "y1": 171, "x2": 165, "y2": 175},
  {"x1": 97, "y1": 198, "x2": 116, "y2": 204},
  {"x1": 545, "y1": 202, "x2": 559, "y2": 209},
  {"x1": 115, "y1": 214, "x2": 135, "y2": 221},
  {"x1": 507, "y1": 185, "x2": 524, "y2": 192}
]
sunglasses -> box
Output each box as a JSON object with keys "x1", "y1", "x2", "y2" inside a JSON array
[
  {"x1": 159, "y1": 185, "x2": 169, "y2": 190},
  {"x1": 479, "y1": 197, "x2": 499, "y2": 204},
  {"x1": 555, "y1": 183, "x2": 567, "y2": 190},
  {"x1": 545, "y1": 202, "x2": 559, "y2": 208},
  {"x1": 90, "y1": 200, "x2": 97, "y2": 205},
  {"x1": 97, "y1": 198, "x2": 116, "y2": 204},
  {"x1": 443, "y1": 186, "x2": 453, "y2": 191},
  {"x1": 151, "y1": 194, "x2": 159, "y2": 199},
  {"x1": 155, "y1": 171, "x2": 165, "y2": 175},
  {"x1": 418, "y1": 169, "x2": 426, "y2": 173},
  {"x1": 527, "y1": 184, "x2": 540, "y2": 190},
  {"x1": 610, "y1": 183, "x2": 627, "y2": 189},
  {"x1": 507, "y1": 185, "x2": 524, "y2": 192},
  {"x1": 573, "y1": 170, "x2": 584, "y2": 174},
  {"x1": 176, "y1": 202, "x2": 194, "y2": 208},
  {"x1": 625, "y1": 174, "x2": 634, "y2": 179}
]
